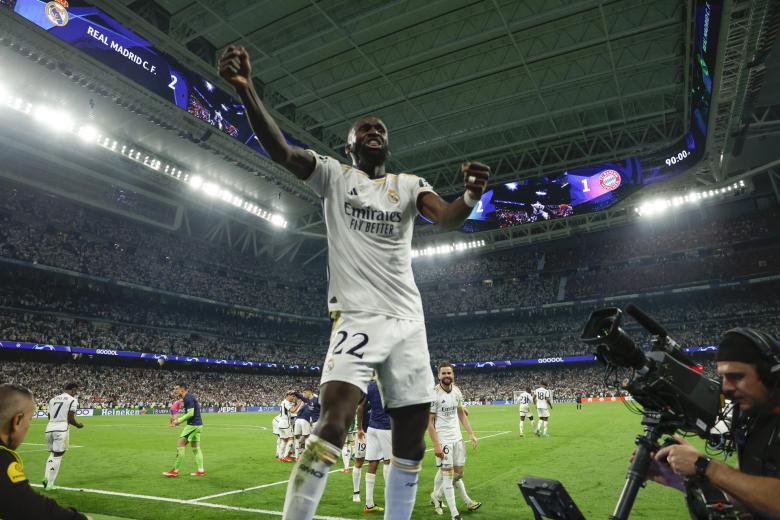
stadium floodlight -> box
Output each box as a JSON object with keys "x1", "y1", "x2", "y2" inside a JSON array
[
  {"x1": 33, "y1": 105, "x2": 74, "y2": 133},
  {"x1": 202, "y1": 182, "x2": 220, "y2": 197},
  {"x1": 270, "y1": 214, "x2": 287, "y2": 228},
  {"x1": 76, "y1": 125, "x2": 99, "y2": 143},
  {"x1": 188, "y1": 175, "x2": 204, "y2": 189}
]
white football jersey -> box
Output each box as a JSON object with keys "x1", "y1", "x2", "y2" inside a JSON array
[
  {"x1": 534, "y1": 387, "x2": 552, "y2": 409},
  {"x1": 517, "y1": 391, "x2": 533, "y2": 410},
  {"x1": 45, "y1": 393, "x2": 78, "y2": 433},
  {"x1": 305, "y1": 151, "x2": 435, "y2": 320},
  {"x1": 272, "y1": 415, "x2": 281, "y2": 435},
  {"x1": 430, "y1": 385, "x2": 463, "y2": 442},
  {"x1": 279, "y1": 399, "x2": 293, "y2": 429}
]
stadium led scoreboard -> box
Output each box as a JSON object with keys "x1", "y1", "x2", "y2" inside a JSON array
[
  {"x1": 6, "y1": 0, "x2": 308, "y2": 157},
  {"x1": 6, "y1": 0, "x2": 723, "y2": 232},
  {"x1": 453, "y1": 0, "x2": 722, "y2": 232}
]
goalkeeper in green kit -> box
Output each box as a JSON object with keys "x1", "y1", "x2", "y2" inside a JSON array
[{"x1": 163, "y1": 383, "x2": 205, "y2": 477}]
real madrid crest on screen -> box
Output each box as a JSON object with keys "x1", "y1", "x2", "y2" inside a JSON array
[{"x1": 45, "y1": 0, "x2": 69, "y2": 26}]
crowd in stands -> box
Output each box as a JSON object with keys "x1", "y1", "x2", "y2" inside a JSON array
[
  {"x1": 0, "y1": 360, "x2": 320, "y2": 408},
  {"x1": 0, "y1": 284, "x2": 776, "y2": 366},
  {"x1": 0, "y1": 359, "x2": 641, "y2": 407},
  {"x1": 1, "y1": 179, "x2": 778, "y2": 321}
]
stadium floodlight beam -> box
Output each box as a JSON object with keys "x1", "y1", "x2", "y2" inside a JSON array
[
  {"x1": 33, "y1": 105, "x2": 75, "y2": 133},
  {"x1": 76, "y1": 124, "x2": 99, "y2": 143}
]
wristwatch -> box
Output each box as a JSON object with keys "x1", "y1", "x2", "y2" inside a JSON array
[{"x1": 694, "y1": 456, "x2": 712, "y2": 479}]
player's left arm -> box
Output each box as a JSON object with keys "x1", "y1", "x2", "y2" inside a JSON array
[
  {"x1": 174, "y1": 408, "x2": 194, "y2": 426},
  {"x1": 418, "y1": 162, "x2": 490, "y2": 231},
  {"x1": 67, "y1": 401, "x2": 84, "y2": 429},
  {"x1": 457, "y1": 406, "x2": 477, "y2": 449}
]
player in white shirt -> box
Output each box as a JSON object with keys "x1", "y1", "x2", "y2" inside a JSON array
[
  {"x1": 43, "y1": 382, "x2": 84, "y2": 490},
  {"x1": 219, "y1": 46, "x2": 490, "y2": 520},
  {"x1": 277, "y1": 392, "x2": 297, "y2": 461},
  {"x1": 533, "y1": 383, "x2": 553, "y2": 437},
  {"x1": 428, "y1": 363, "x2": 481, "y2": 518},
  {"x1": 517, "y1": 387, "x2": 535, "y2": 437}
]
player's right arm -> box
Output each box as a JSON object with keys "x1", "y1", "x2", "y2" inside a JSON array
[
  {"x1": 218, "y1": 46, "x2": 315, "y2": 180},
  {"x1": 427, "y1": 413, "x2": 444, "y2": 458}
]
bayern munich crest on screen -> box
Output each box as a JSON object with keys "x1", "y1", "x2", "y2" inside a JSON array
[{"x1": 598, "y1": 169, "x2": 621, "y2": 191}]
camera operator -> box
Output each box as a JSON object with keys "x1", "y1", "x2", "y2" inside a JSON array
[{"x1": 649, "y1": 328, "x2": 780, "y2": 519}]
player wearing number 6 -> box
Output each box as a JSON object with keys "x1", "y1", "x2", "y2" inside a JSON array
[
  {"x1": 219, "y1": 44, "x2": 490, "y2": 520},
  {"x1": 43, "y1": 382, "x2": 84, "y2": 490},
  {"x1": 428, "y1": 363, "x2": 481, "y2": 518}
]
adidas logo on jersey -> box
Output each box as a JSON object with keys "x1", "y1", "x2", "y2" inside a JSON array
[
  {"x1": 329, "y1": 297, "x2": 338, "y2": 304},
  {"x1": 348, "y1": 187, "x2": 358, "y2": 196}
]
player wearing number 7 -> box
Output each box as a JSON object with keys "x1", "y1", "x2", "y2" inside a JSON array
[
  {"x1": 43, "y1": 382, "x2": 84, "y2": 490},
  {"x1": 218, "y1": 45, "x2": 490, "y2": 520}
]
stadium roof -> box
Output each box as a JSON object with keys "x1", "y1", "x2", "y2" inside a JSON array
[{"x1": 0, "y1": 0, "x2": 778, "y2": 262}]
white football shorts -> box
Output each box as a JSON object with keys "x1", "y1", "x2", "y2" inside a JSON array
[
  {"x1": 537, "y1": 408, "x2": 550, "y2": 419},
  {"x1": 321, "y1": 311, "x2": 435, "y2": 409},
  {"x1": 435, "y1": 438, "x2": 466, "y2": 468},
  {"x1": 294, "y1": 418, "x2": 312, "y2": 437},
  {"x1": 365, "y1": 427, "x2": 392, "y2": 461},
  {"x1": 46, "y1": 431, "x2": 69, "y2": 453}
]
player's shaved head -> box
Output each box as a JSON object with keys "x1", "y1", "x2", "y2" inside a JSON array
[{"x1": 0, "y1": 383, "x2": 35, "y2": 450}]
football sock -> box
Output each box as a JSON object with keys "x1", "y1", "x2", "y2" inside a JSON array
[
  {"x1": 192, "y1": 447, "x2": 204, "y2": 472},
  {"x1": 433, "y1": 468, "x2": 443, "y2": 498},
  {"x1": 382, "y1": 462, "x2": 389, "y2": 482},
  {"x1": 45, "y1": 454, "x2": 61, "y2": 488},
  {"x1": 365, "y1": 472, "x2": 376, "y2": 508},
  {"x1": 276, "y1": 437, "x2": 284, "y2": 458},
  {"x1": 441, "y1": 471, "x2": 459, "y2": 517},
  {"x1": 519, "y1": 421, "x2": 524, "y2": 434},
  {"x1": 385, "y1": 457, "x2": 421, "y2": 520},
  {"x1": 282, "y1": 434, "x2": 339, "y2": 520},
  {"x1": 295, "y1": 438, "x2": 302, "y2": 460},
  {"x1": 455, "y1": 478, "x2": 472, "y2": 504},
  {"x1": 173, "y1": 447, "x2": 185, "y2": 471},
  {"x1": 342, "y1": 445, "x2": 351, "y2": 468},
  {"x1": 543, "y1": 422, "x2": 549, "y2": 435},
  {"x1": 284, "y1": 438, "x2": 293, "y2": 458},
  {"x1": 352, "y1": 464, "x2": 362, "y2": 493}
]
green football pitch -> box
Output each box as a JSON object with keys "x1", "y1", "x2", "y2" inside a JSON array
[{"x1": 19, "y1": 404, "x2": 714, "y2": 519}]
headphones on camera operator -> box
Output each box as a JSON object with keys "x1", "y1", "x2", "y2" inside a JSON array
[{"x1": 687, "y1": 327, "x2": 780, "y2": 520}]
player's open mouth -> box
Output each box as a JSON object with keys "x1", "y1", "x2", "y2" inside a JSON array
[{"x1": 365, "y1": 138, "x2": 382, "y2": 148}]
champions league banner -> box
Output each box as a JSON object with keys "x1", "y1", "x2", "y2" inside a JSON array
[
  {"x1": 0, "y1": 340, "x2": 322, "y2": 371},
  {"x1": 8, "y1": 0, "x2": 309, "y2": 156},
  {"x1": 0, "y1": 340, "x2": 719, "y2": 370}
]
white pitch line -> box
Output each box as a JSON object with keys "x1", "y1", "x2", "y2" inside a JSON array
[
  {"x1": 187, "y1": 467, "x2": 346, "y2": 503},
  {"x1": 188, "y1": 431, "x2": 511, "y2": 503},
  {"x1": 22, "y1": 443, "x2": 84, "y2": 447},
  {"x1": 29, "y1": 483, "x2": 350, "y2": 520}
]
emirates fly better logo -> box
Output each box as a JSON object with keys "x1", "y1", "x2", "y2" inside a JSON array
[{"x1": 598, "y1": 169, "x2": 622, "y2": 191}]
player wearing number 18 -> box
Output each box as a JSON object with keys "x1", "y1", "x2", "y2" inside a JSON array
[
  {"x1": 43, "y1": 382, "x2": 84, "y2": 490},
  {"x1": 218, "y1": 44, "x2": 491, "y2": 520}
]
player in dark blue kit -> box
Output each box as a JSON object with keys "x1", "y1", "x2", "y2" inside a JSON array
[
  {"x1": 163, "y1": 382, "x2": 205, "y2": 477},
  {"x1": 293, "y1": 389, "x2": 320, "y2": 460},
  {"x1": 357, "y1": 380, "x2": 392, "y2": 513}
]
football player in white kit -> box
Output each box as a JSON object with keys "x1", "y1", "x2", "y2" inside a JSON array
[
  {"x1": 517, "y1": 387, "x2": 535, "y2": 437},
  {"x1": 277, "y1": 392, "x2": 297, "y2": 461},
  {"x1": 219, "y1": 45, "x2": 490, "y2": 520},
  {"x1": 43, "y1": 382, "x2": 84, "y2": 490},
  {"x1": 533, "y1": 383, "x2": 553, "y2": 437},
  {"x1": 428, "y1": 363, "x2": 481, "y2": 518}
]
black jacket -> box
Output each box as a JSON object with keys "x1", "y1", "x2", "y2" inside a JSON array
[{"x1": 0, "y1": 442, "x2": 87, "y2": 520}]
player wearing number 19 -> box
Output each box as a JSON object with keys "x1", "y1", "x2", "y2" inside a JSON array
[
  {"x1": 218, "y1": 45, "x2": 490, "y2": 520},
  {"x1": 43, "y1": 382, "x2": 84, "y2": 490}
]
